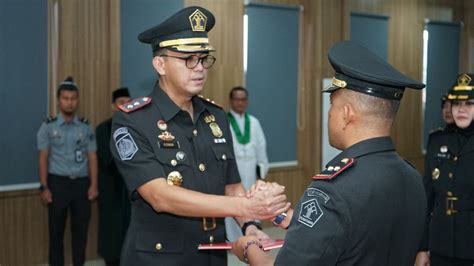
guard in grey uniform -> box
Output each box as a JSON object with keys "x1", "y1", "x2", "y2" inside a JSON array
[
  {"x1": 231, "y1": 41, "x2": 427, "y2": 265},
  {"x1": 37, "y1": 76, "x2": 98, "y2": 266},
  {"x1": 109, "y1": 6, "x2": 289, "y2": 266}
]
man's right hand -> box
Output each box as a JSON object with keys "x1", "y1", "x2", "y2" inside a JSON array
[
  {"x1": 243, "y1": 182, "x2": 290, "y2": 220},
  {"x1": 415, "y1": 251, "x2": 430, "y2": 266},
  {"x1": 40, "y1": 189, "x2": 53, "y2": 205}
]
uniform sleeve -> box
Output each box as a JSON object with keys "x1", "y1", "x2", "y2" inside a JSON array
[
  {"x1": 86, "y1": 124, "x2": 97, "y2": 152},
  {"x1": 222, "y1": 113, "x2": 241, "y2": 185},
  {"x1": 110, "y1": 111, "x2": 166, "y2": 195},
  {"x1": 419, "y1": 135, "x2": 436, "y2": 251},
  {"x1": 275, "y1": 182, "x2": 352, "y2": 265},
  {"x1": 253, "y1": 118, "x2": 269, "y2": 177},
  {"x1": 37, "y1": 122, "x2": 50, "y2": 151}
]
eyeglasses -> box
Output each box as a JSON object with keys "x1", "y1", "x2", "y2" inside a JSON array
[{"x1": 160, "y1": 54, "x2": 216, "y2": 69}]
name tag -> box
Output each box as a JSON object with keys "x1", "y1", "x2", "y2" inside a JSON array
[
  {"x1": 75, "y1": 149, "x2": 84, "y2": 163},
  {"x1": 158, "y1": 141, "x2": 180, "y2": 149}
]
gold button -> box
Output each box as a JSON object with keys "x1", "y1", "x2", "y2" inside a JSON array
[
  {"x1": 209, "y1": 235, "x2": 214, "y2": 243},
  {"x1": 193, "y1": 129, "x2": 198, "y2": 136},
  {"x1": 448, "y1": 172, "x2": 453, "y2": 178},
  {"x1": 155, "y1": 243, "x2": 162, "y2": 250},
  {"x1": 447, "y1": 191, "x2": 453, "y2": 196},
  {"x1": 199, "y1": 163, "x2": 206, "y2": 172},
  {"x1": 171, "y1": 159, "x2": 177, "y2": 166},
  {"x1": 454, "y1": 156, "x2": 458, "y2": 161},
  {"x1": 221, "y1": 154, "x2": 227, "y2": 160}
]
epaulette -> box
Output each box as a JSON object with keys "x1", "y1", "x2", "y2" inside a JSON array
[
  {"x1": 402, "y1": 158, "x2": 417, "y2": 170},
  {"x1": 198, "y1": 95, "x2": 222, "y2": 109},
  {"x1": 118, "y1": 97, "x2": 152, "y2": 113},
  {"x1": 313, "y1": 158, "x2": 354, "y2": 180},
  {"x1": 79, "y1": 117, "x2": 90, "y2": 124},
  {"x1": 44, "y1": 116, "x2": 57, "y2": 123}
]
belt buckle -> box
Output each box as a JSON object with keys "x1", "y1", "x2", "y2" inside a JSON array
[
  {"x1": 446, "y1": 196, "x2": 458, "y2": 215},
  {"x1": 202, "y1": 217, "x2": 216, "y2": 231}
]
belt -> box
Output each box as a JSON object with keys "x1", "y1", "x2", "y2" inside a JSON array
[
  {"x1": 439, "y1": 192, "x2": 474, "y2": 215},
  {"x1": 49, "y1": 173, "x2": 87, "y2": 180}
]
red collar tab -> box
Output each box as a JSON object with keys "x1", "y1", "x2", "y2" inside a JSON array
[
  {"x1": 313, "y1": 158, "x2": 354, "y2": 180},
  {"x1": 118, "y1": 97, "x2": 152, "y2": 113}
]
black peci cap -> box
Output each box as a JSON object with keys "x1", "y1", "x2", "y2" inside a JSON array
[
  {"x1": 112, "y1": 87, "x2": 130, "y2": 102},
  {"x1": 447, "y1": 73, "x2": 474, "y2": 100},
  {"x1": 58, "y1": 76, "x2": 78, "y2": 91},
  {"x1": 138, "y1": 6, "x2": 215, "y2": 53},
  {"x1": 323, "y1": 41, "x2": 425, "y2": 101}
]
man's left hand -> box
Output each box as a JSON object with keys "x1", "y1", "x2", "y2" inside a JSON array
[
  {"x1": 88, "y1": 185, "x2": 98, "y2": 200},
  {"x1": 245, "y1": 225, "x2": 271, "y2": 241}
]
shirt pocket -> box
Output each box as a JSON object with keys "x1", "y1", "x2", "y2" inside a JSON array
[
  {"x1": 135, "y1": 230, "x2": 183, "y2": 254},
  {"x1": 211, "y1": 145, "x2": 235, "y2": 176},
  {"x1": 75, "y1": 132, "x2": 88, "y2": 148},
  {"x1": 154, "y1": 148, "x2": 191, "y2": 186},
  {"x1": 50, "y1": 132, "x2": 64, "y2": 147}
]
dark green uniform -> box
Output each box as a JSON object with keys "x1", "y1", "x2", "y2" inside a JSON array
[
  {"x1": 96, "y1": 118, "x2": 130, "y2": 263},
  {"x1": 110, "y1": 84, "x2": 241, "y2": 266},
  {"x1": 276, "y1": 137, "x2": 426, "y2": 265},
  {"x1": 420, "y1": 124, "x2": 474, "y2": 262}
]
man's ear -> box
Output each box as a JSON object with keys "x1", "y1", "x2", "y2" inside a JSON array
[
  {"x1": 342, "y1": 103, "x2": 356, "y2": 128},
  {"x1": 152, "y1": 56, "x2": 166, "y2": 76}
]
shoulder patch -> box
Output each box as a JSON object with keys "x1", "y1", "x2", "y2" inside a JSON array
[
  {"x1": 44, "y1": 116, "x2": 57, "y2": 123},
  {"x1": 78, "y1": 117, "x2": 90, "y2": 124},
  {"x1": 402, "y1": 158, "x2": 417, "y2": 169},
  {"x1": 118, "y1": 97, "x2": 151, "y2": 113},
  {"x1": 313, "y1": 158, "x2": 354, "y2": 180},
  {"x1": 198, "y1": 94, "x2": 223, "y2": 109}
]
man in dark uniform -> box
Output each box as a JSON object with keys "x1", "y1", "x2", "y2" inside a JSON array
[
  {"x1": 231, "y1": 41, "x2": 427, "y2": 265},
  {"x1": 416, "y1": 73, "x2": 474, "y2": 266},
  {"x1": 37, "y1": 77, "x2": 98, "y2": 266},
  {"x1": 96, "y1": 87, "x2": 131, "y2": 266},
  {"x1": 109, "y1": 6, "x2": 289, "y2": 266}
]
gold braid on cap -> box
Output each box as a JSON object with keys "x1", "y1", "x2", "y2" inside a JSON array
[
  {"x1": 159, "y1": 37, "x2": 209, "y2": 48},
  {"x1": 332, "y1": 77, "x2": 347, "y2": 88}
]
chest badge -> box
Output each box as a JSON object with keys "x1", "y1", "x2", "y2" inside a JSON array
[
  {"x1": 432, "y1": 168, "x2": 440, "y2": 180},
  {"x1": 440, "y1": 145, "x2": 448, "y2": 153},
  {"x1": 176, "y1": 151, "x2": 186, "y2": 161},
  {"x1": 209, "y1": 122, "x2": 223, "y2": 137},
  {"x1": 167, "y1": 171, "x2": 183, "y2": 187},
  {"x1": 204, "y1": 114, "x2": 215, "y2": 123},
  {"x1": 157, "y1": 120, "x2": 168, "y2": 131},
  {"x1": 158, "y1": 131, "x2": 175, "y2": 141}
]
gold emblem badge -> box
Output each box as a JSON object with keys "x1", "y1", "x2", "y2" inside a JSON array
[
  {"x1": 189, "y1": 9, "x2": 207, "y2": 32},
  {"x1": 458, "y1": 73, "x2": 472, "y2": 86},
  {"x1": 157, "y1": 120, "x2": 167, "y2": 131},
  {"x1": 209, "y1": 122, "x2": 223, "y2": 137},
  {"x1": 158, "y1": 131, "x2": 175, "y2": 141},
  {"x1": 204, "y1": 114, "x2": 215, "y2": 123},
  {"x1": 332, "y1": 77, "x2": 347, "y2": 88},
  {"x1": 167, "y1": 171, "x2": 183, "y2": 186},
  {"x1": 432, "y1": 168, "x2": 440, "y2": 180}
]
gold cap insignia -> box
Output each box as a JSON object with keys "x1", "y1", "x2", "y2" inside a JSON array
[
  {"x1": 189, "y1": 9, "x2": 207, "y2": 32},
  {"x1": 332, "y1": 77, "x2": 347, "y2": 88},
  {"x1": 458, "y1": 73, "x2": 472, "y2": 86}
]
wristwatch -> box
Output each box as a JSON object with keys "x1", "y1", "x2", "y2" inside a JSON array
[
  {"x1": 272, "y1": 212, "x2": 287, "y2": 227},
  {"x1": 39, "y1": 184, "x2": 48, "y2": 191},
  {"x1": 241, "y1": 221, "x2": 262, "y2": 235}
]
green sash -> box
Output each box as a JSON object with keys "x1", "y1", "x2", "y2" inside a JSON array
[{"x1": 228, "y1": 112, "x2": 251, "y2": 144}]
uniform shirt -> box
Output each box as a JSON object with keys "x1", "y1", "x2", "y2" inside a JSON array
[
  {"x1": 110, "y1": 84, "x2": 241, "y2": 266},
  {"x1": 421, "y1": 125, "x2": 474, "y2": 259},
  {"x1": 228, "y1": 110, "x2": 269, "y2": 189},
  {"x1": 275, "y1": 137, "x2": 426, "y2": 266},
  {"x1": 37, "y1": 114, "x2": 96, "y2": 177}
]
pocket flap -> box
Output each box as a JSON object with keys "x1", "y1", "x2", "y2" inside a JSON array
[{"x1": 135, "y1": 230, "x2": 183, "y2": 253}]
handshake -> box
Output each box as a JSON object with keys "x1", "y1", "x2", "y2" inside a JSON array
[{"x1": 239, "y1": 180, "x2": 291, "y2": 221}]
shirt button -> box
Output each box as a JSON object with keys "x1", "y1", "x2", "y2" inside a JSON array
[
  {"x1": 155, "y1": 243, "x2": 162, "y2": 250},
  {"x1": 453, "y1": 156, "x2": 458, "y2": 161},
  {"x1": 171, "y1": 159, "x2": 177, "y2": 166},
  {"x1": 199, "y1": 163, "x2": 206, "y2": 172},
  {"x1": 447, "y1": 191, "x2": 453, "y2": 196},
  {"x1": 209, "y1": 235, "x2": 214, "y2": 243},
  {"x1": 193, "y1": 129, "x2": 198, "y2": 136},
  {"x1": 222, "y1": 154, "x2": 227, "y2": 160},
  {"x1": 448, "y1": 172, "x2": 453, "y2": 178}
]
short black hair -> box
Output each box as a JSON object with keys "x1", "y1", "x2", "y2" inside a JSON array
[
  {"x1": 57, "y1": 76, "x2": 79, "y2": 98},
  {"x1": 229, "y1": 86, "x2": 248, "y2": 99}
]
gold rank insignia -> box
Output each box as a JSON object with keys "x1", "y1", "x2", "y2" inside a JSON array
[
  {"x1": 157, "y1": 120, "x2": 167, "y2": 131},
  {"x1": 167, "y1": 171, "x2": 183, "y2": 186},
  {"x1": 189, "y1": 9, "x2": 207, "y2": 32},
  {"x1": 158, "y1": 131, "x2": 175, "y2": 141},
  {"x1": 313, "y1": 158, "x2": 354, "y2": 180},
  {"x1": 209, "y1": 122, "x2": 223, "y2": 137},
  {"x1": 432, "y1": 168, "x2": 440, "y2": 180},
  {"x1": 204, "y1": 114, "x2": 215, "y2": 123}
]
